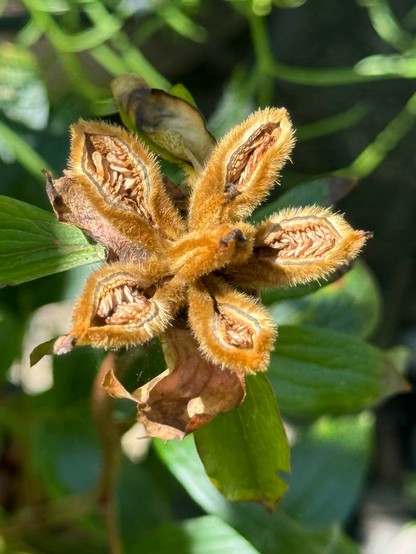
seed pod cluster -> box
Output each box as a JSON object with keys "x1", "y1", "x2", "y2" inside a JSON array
[{"x1": 47, "y1": 76, "x2": 371, "y2": 438}]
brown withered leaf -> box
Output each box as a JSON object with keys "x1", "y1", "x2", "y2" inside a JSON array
[
  {"x1": 45, "y1": 170, "x2": 149, "y2": 262},
  {"x1": 103, "y1": 326, "x2": 246, "y2": 440},
  {"x1": 111, "y1": 73, "x2": 216, "y2": 169}
]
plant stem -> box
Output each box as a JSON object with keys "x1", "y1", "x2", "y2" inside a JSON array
[
  {"x1": 248, "y1": 14, "x2": 275, "y2": 106},
  {"x1": 92, "y1": 353, "x2": 123, "y2": 554},
  {"x1": 337, "y1": 90, "x2": 416, "y2": 178}
]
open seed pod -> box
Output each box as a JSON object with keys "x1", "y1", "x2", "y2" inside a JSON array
[{"x1": 188, "y1": 275, "x2": 276, "y2": 373}]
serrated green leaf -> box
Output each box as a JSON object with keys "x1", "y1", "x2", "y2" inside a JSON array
[
  {"x1": 195, "y1": 374, "x2": 289, "y2": 509},
  {"x1": 282, "y1": 415, "x2": 373, "y2": 530},
  {"x1": 269, "y1": 325, "x2": 408, "y2": 419},
  {"x1": 0, "y1": 196, "x2": 106, "y2": 286},
  {"x1": 268, "y1": 262, "x2": 382, "y2": 339},
  {"x1": 130, "y1": 515, "x2": 261, "y2": 554},
  {"x1": 252, "y1": 176, "x2": 356, "y2": 222},
  {"x1": 154, "y1": 436, "x2": 360, "y2": 554}
]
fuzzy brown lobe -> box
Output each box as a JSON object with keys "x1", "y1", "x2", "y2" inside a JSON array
[
  {"x1": 48, "y1": 101, "x2": 370, "y2": 439},
  {"x1": 70, "y1": 120, "x2": 186, "y2": 243},
  {"x1": 189, "y1": 108, "x2": 295, "y2": 228},
  {"x1": 188, "y1": 276, "x2": 276, "y2": 373},
  {"x1": 263, "y1": 216, "x2": 338, "y2": 261},
  {"x1": 83, "y1": 133, "x2": 152, "y2": 218}
]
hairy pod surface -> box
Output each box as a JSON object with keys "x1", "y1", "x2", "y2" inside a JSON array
[
  {"x1": 70, "y1": 120, "x2": 186, "y2": 242},
  {"x1": 225, "y1": 206, "x2": 370, "y2": 288},
  {"x1": 48, "y1": 90, "x2": 371, "y2": 438},
  {"x1": 62, "y1": 260, "x2": 176, "y2": 350},
  {"x1": 189, "y1": 108, "x2": 295, "y2": 229},
  {"x1": 188, "y1": 276, "x2": 276, "y2": 373},
  {"x1": 167, "y1": 222, "x2": 256, "y2": 282}
]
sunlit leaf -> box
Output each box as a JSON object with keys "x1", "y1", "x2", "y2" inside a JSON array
[
  {"x1": 252, "y1": 176, "x2": 357, "y2": 222},
  {"x1": 195, "y1": 374, "x2": 289, "y2": 509},
  {"x1": 282, "y1": 415, "x2": 373, "y2": 529},
  {"x1": 130, "y1": 515, "x2": 261, "y2": 554},
  {"x1": 155, "y1": 436, "x2": 360, "y2": 554},
  {"x1": 0, "y1": 196, "x2": 106, "y2": 286},
  {"x1": 268, "y1": 325, "x2": 408, "y2": 419},
  {"x1": 0, "y1": 42, "x2": 49, "y2": 130},
  {"x1": 268, "y1": 262, "x2": 382, "y2": 339},
  {"x1": 379, "y1": 523, "x2": 416, "y2": 554}
]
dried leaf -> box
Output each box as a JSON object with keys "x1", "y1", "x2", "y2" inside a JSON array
[
  {"x1": 103, "y1": 326, "x2": 246, "y2": 440},
  {"x1": 111, "y1": 73, "x2": 216, "y2": 169},
  {"x1": 46, "y1": 171, "x2": 151, "y2": 261}
]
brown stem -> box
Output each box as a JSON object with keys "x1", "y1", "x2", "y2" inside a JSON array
[{"x1": 91, "y1": 352, "x2": 123, "y2": 554}]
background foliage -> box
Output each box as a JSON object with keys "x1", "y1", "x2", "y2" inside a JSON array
[{"x1": 0, "y1": 0, "x2": 415, "y2": 552}]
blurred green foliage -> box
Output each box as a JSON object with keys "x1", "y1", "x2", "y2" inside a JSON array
[{"x1": 0, "y1": 0, "x2": 415, "y2": 552}]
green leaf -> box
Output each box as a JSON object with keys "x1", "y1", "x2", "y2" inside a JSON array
[
  {"x1": 297, "y1": 103, "x2": 368, "y2": 141},
  {"x1": 252, "y1": 176, "x2": 357, "y2": 222},
  {"x1": 0, "y1": 306, "x2": 22, "y2": 377},
  {"x1": 261, "y1": 276, "x2": 330, "y2": 305},
  {"x1": 118, "y1": 457, "x2": 173, "y2": 544},
  {"x1": 268, "y1": 325, "x2": 408, "y2": 419},
  {"x1": 0, "y1": 196, "x2": 106, "y2": 286},
  {"x1": 0, "y1": 120, "x2": 50, "y2": 180},
  {"x1": 208, "y1": 67, "x2": 255, "y2": 138},
  {"x1": 30, "y1": 413, "x2": 101, "y2": 495},
  {"x1": 282, "y1": 415, "x2": 373, "y2": 530},
  {"x1": 30, "y1": 338, "x2": 56, "y2": 367},
  {"x1": 130, "y1": 515, "x2": 261, "y2": 554},
  {"x1": 169, "y1": 83, "x2": 197, "y2": 106},
  {"x1": 195, "y1": 374, "x2": 290, "y2": 509},
  {"x1": 268, "y1": 262, "x2": 382, "y2": 339},
  {"x1": 0, "y1": 42, "x2": 49, "y2": 130},
  {"x1": 155, "y1": 436, "x2": 360, "y2": 554}
]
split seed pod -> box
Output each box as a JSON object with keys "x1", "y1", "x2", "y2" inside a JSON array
[
  {"x1": 225, "y1": 206, "x2": 371, "y2": 289},
  {"x1": 56, "y1": 260, "x2": 179, "y2": 352},
  {"x1": 46, "y1": 82, "x2": 372, "y2": 440},
  {"x1": 189, "y1": 108, "x2": 295, "y2": 229},
  {"x1": 188, "y1": 276, "x2": 276, "y2": 373},
  {"x1": 70, "y1": 119, "x2": 186, "y2": 245}
]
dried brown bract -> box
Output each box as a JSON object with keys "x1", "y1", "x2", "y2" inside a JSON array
[{"x1": 48, "y1": 77, "x2": 371, "y2": 440}]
